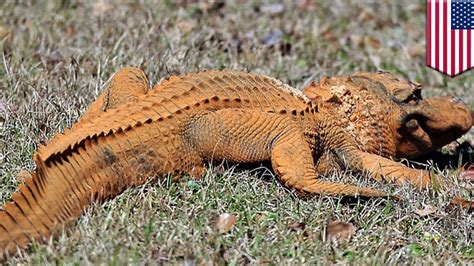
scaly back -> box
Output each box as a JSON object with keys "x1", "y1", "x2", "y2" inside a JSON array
[{"x1": 35, "y1": 70, "x2": 310, "y2": 163}]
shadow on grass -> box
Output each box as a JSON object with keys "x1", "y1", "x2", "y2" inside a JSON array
[
  {"x1": 412, "y1": 141, "x2": 473, "y2": 170},
  {"x1": 216, "y1": 161, "x2": 394, "y2": 206}
]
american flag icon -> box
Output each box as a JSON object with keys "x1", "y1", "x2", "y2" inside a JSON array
[{"x1": 427, "y1": 0, "x2": 474, "y2": 76}]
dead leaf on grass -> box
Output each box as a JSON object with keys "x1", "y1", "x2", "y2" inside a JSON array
[
  {"x1": 414, "y1": 204, "x2": 437, "y2": 217},
  {"x1": 66, "y1": 24, "x2": 77, "y2": 37},
  {"x1": 81, "y1": 60, "x2": 96, "y2": 75},
  {"x1": 287, "y1": 222, "x2": 306, "y2": 232},
  {"x1": 323, "y1": 221, "x2": 357, "y2": 243},
  {"x1": 93, "y1": 0, "x2": 111, "y2": 16},
  {"x1": 177, "y1": 20, "x2": 196, "y2": 34},
  {"x1": 216, "y1": 213, "x2": 237, "y2": 233},
  {"x1": 150, "y1": 249, "x2": 161, "y2": 260},
  {"x1": 0, "y1": 25, "x2": 12, "y2": 40},
  {"x1": 198, "y1": 1, "x2": 225, "y2": 13},
  {"x1": 150, "y1": 249, "x2": 168, "y2": 261},
  {"x1": 449, "y1": 197, "x2": 474, "y2": 210},
  {"x1": 460, "y1": 165, "x2": 474, "y2": 182},
  {"x1": 288, "y1": 221, "x2": 313, "y2": 239},
  {"x1": 358, "y1": 11, "x2": 376, "y2": 23},
  {"x1": 364, "y1": 36, "x2": 381, "y2": 50},
  {"x1": 296, "y1": 0, "x2": 316, "y2": 11}
]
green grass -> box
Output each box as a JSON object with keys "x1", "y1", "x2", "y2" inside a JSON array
[{"x1": 0, "y1": 0, "x2": 473, "y2": 264}]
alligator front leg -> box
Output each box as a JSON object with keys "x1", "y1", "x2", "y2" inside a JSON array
[
  {"x1": 349, "y1": 151, "x2": 433, "y2": 188},
  {"x1": 343, "y1": 150, "x2": 473, "y2": 208},
  {"x1": 315, "y1": 118, "x2": 472, "y2": 208},
  {"x1": 313, "y1": 150, "x2": 425, "y2": 187},
  {"x1": 271, "y1": 131, "x2": 387, "y2": 197},
  {"x1": 313, "y1": 116, "x2": 433, "y2": 188},
  {"x1": 185, "y1": 109, "x2": 387, "y2": 197}
]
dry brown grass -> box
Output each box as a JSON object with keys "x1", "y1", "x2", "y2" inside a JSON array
[{"x1": 0, "y1": 0, "x2": 472, "y2": 264}]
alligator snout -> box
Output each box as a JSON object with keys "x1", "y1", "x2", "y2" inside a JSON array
[
  {"x1": 417, "y1": 96, "x2": 471, "y2": 132},
  {"x1": 397, "y1": 95, "x2": 472, "y2": 157}
]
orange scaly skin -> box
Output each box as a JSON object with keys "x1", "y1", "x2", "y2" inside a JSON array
[{"x1": 0, "y1": 68, "x2": 472, "y2": 258}]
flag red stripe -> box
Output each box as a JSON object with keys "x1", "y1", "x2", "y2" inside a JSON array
[
  {"x1": 468, "y1": 30, "x2": 471, "y2": 68},
  {"x1": 451, "y1": 30, "x2": 456, "y2": 76},
  {"x1": 435, "y1": 0, "x2": 440, "y2": 69},
  {"x1": 443, "y1": 0, "x2": 448, "y2": 74},
  {"x1": 459, "y1": 30, "x2": 464, "y2": 72},
  {"x1": 427, "y1": 0, "x2": 431, "y2": 66}
]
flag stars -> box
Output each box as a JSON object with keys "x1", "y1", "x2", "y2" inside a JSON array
[{"x1": 451, "y1": 0, "x2": 474, "y2": 29}]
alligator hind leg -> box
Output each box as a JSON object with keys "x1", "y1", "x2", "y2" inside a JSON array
[
  {"x1": 12, "y1": 70, "x2": 150, "y2": 201},
  {"x1": 77, "y1": 67, "x2": 149, "y2": 125}
]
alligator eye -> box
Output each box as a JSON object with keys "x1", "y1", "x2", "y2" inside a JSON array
[
  {"x1": 406, "y1": 94, "x2": 420, "y2": 103},
  {"x1": 397, "y1": 88, "x2": 422, "y2": 105}
]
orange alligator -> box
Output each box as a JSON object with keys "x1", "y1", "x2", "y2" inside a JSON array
[{"x1": 0, "y1": 68, "x2": 472, "y2": 258}]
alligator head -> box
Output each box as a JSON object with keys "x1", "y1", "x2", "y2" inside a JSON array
[{"x1": 304, "y1": 71, "x2": 473, "y2": 159}]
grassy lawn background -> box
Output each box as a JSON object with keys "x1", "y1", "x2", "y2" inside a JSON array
[{"x1": 0, "y1": 0, "x2": 472, "y2": 264}]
